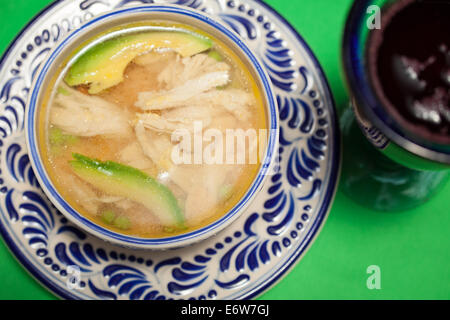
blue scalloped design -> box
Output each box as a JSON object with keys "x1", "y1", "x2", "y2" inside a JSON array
[{"x1": 0, "y1": 0, "x2": 338, "y2": 300}]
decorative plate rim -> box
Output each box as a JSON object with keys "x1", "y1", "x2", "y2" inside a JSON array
[
  {"x1": 0, "y1": 0, "x2": 341, "y2": 300},
  {"x1": 229, "y1": 0, "x2": 341, "y2": 300}
]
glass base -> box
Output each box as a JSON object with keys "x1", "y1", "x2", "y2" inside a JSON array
[{"x1": 340, "y1": 108, "x2": 449, "y2": 212}]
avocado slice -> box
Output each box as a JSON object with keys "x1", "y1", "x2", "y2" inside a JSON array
[
  {"x1": 65, "y1": 30, "x2": 213, "y2": 94},
  {"x1": 207, "y1": 50, "x2": 223, "y2": 62},
  {"x1": 69, "y1": 153, "x2": 185, "y2": 228}
]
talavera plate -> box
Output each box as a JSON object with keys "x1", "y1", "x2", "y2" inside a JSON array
[{"x1": 0, "y1": 0, "x2": 340, "y2": 300}]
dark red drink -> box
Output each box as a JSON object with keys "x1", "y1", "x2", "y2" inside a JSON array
[{"x1": 368, "y1": 0, "x2": 450, "y2": 144}]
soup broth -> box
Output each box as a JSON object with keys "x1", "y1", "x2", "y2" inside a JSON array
[{"x1": 40, "y1": 22, "x2": 267, "y2": 238}]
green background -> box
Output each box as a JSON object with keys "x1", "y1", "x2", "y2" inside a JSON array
[{"x1": 0, "y1": 0, "x2": 448, "y2": 300}]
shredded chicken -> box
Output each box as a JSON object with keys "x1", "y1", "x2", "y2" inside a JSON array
[
  {"x1": 184, "y1": 186, "x2": 217, "y2": 224},
  {"x1": 51, "y1": 84, "x2": 131, "y2": 137},
  {"x1": 119, "y1": 141, "x2": 154, "y2": 170},
  {"x1": 158, "y1": 54, "x2": 254, "y2": 120},
  {"x1": 208, "y1": 112, "x2": 239, "y2": 131},
  {"x1": 114, "y1": 199, "x2": 135, "y2": 211},
  {"x1": 161, "y1": 104, "x2": 219, "y2": 121},
  {"x1": 68, "y1": 176, "x2": 101, "y2": 214},
  {"x1": 66, "y1": 175, "x2": 136, "y2": 214},
  {"x1": 158, "y1": 53, "x2": 230, "y2": 89},
  {"x1": 134, "y1": 121, "x2": 174, "y2": 167},
  {"x1": 180, "y1": 89, "x2": 254, "y2": 120},
  {"x1": 172, "y1": 164, "x2": 232, "y2": 225},
  {"x1": 135, "y1": 71, "x2": 230, "y2": 110},
  {"x1": 136, "y1": 113, "x2": 199, "y2": 134},
  {"x1": 168, "y1": 165, "x2": 199, "y2": 192}
]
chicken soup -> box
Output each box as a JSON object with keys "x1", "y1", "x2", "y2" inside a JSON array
[{"x1": 39, "y1": 22, "x2": 267, "y2": 238}]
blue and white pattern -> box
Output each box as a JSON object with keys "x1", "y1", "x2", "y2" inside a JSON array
[{"x1": 0, "y1": 0, "x2": 339, "y2": 299}]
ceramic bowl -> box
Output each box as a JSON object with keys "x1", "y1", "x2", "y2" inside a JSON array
[{"x1": 25, "y1": 4, "x2": 279, "y2": 249}]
